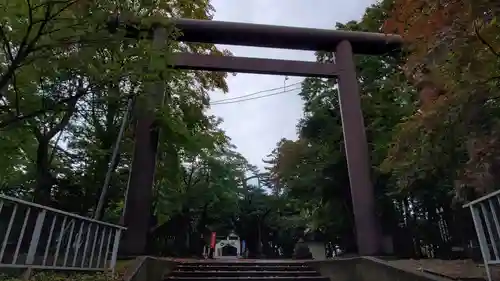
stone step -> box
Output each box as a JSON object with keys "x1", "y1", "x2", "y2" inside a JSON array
[
  {"x1": 175, "y1": 265, "x2": 311, "y2": 271},
  {"x1": 170, "y1": 271, "x2": 320, "y2": 277},
  {"x1": 165, "y1": 277, "x2": 329, "y2": 281},
  {"x1": 176, "y1": 261, "x2": 309, "y2": 267}
]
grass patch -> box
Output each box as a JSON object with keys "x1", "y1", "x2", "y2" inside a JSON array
[
  {"x1": 0, "y1": 272, "x2": 117, "y2": 281},
  {"x1": 0, "y1": 260, "x2": 134, "y2": 281},
  {"x1": 115, "y1": 259, "x2": 133, "y2": 274}
]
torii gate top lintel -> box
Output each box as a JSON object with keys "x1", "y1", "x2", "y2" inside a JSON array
[
  {"x1": 172, "y1": 18, "x2": 403, "y2": 55},
  {"x1": 110, "y1": 17, "x2": 403, "y2": 55}
]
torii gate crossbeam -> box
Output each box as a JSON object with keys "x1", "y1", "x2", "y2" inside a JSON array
[{"x1": 109, "y1": 17, "x2": 403, "y2": 256}]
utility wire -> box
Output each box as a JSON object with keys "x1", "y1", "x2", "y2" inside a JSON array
[
  {"x1": 211, "y1": 86, "x2": 302, "y2": 105},
  {"x1": 210, "y1": 81, "x2": 302, "y2": 103}
]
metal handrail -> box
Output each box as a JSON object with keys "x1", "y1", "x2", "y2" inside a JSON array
[
  {"x1": 0, "y1": 195, "x2": 125, "y2": 272},
  {"x1": 463, "y1": 192, "x2": 500, "y2": 281},
  {"x1": 463, "y1": 189, "x2": 500, "y2": 208},
  {"x1": 0, "y1": 195, "x2": 126, "y2": 229}
]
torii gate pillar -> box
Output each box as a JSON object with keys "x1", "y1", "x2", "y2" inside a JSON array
[{"x1": 336, "y1": 40, "x2": 380, "y2": 254}]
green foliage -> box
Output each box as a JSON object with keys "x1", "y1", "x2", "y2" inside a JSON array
[
  {"x1": 262, "y1": 0, "x2": 478, "y2": 256},
  {"x1": 0, "y1": 0, "x2": 238, "y2": 256},
  {"x1": 265, "y1": 0, "x2": 417, "y2": 243},
  {"x1": 0, "y1": 0, "x2": 232, "y2": 208}
]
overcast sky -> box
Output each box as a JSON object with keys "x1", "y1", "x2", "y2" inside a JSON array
[{"x1": 208, "y1": 0, "x2": 375, "y2": 171}]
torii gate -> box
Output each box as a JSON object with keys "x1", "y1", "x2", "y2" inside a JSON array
[{"x1": 109, "y1": 17, "x2": 403, "y2": 256}]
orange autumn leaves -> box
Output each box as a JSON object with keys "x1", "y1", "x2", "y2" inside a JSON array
[{"x1": 383, "y1": 0, "x2": 464, "y2": 48}]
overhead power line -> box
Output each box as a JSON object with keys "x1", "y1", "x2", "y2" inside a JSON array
[
  {"x1": 210, "y1": 81, "x2": 302, "y2": 103},
  {"x1": 211, "y1": 86, "x2": 302, "y2": 105}
]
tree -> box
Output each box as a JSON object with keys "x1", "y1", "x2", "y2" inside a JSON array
[
  {"x1": 383, "y1": 0, "x2": 500, "y2": 200},
  {"x1": 148, "y1": 137, "x2": 249, "y2": 256},
  {"x1": 1, "y1": 0, "x2": 118, "y2": 205},
  {"x1": 263, "y1": 0, "x2": 468, "y2": 256},
  {"x1": 262, "y1": 0, "x2": 488, "y2": 258},
  {"x1": 0, "y1": 0, "x2": 235, "y2": 257}
]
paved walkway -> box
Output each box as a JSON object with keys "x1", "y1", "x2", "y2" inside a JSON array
[{"x1": 389, "y1": 259, "x2": 498, "y2": 280}]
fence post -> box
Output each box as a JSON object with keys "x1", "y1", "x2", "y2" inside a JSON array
[
  {"x1": 110, "y1": 229, "x2": 122, "y2": 273},
  {"x1": 26, "y1": 210, "x2": 47, "y2": 265},
  {"x1": 470, "y1": 205, "x2": 493, "y2": 281}
]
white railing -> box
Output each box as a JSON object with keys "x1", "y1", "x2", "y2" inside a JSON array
[
  {"x1": 463, "y1": 189, "x2": 500, "y2": 281},
  {"x1": 0, "y1": 194, "x2": 125, "y2": 272}
]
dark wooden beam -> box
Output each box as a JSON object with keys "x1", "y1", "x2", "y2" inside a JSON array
[
  {"x1": 171, "y1": 53, "x2": 337, "y2": 77},
  {"x1": 108, "y1": 16, "x2": 403, "y2": 55},
  {"x1": 173, "y1": 19, "x2": 402, "y2": 55}
]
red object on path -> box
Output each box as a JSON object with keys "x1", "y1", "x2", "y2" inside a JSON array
[{"x1": 210, "y1": 232, "x2": 216, "y2": 249}]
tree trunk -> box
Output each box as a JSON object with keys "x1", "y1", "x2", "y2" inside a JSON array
[{"x1": 33, "y1": 137, "x2": 54, "y2": 205}]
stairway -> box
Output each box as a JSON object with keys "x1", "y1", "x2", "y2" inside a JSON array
[{"x1": 166, "y1": 260, "x2": 328, "y2": 281}]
